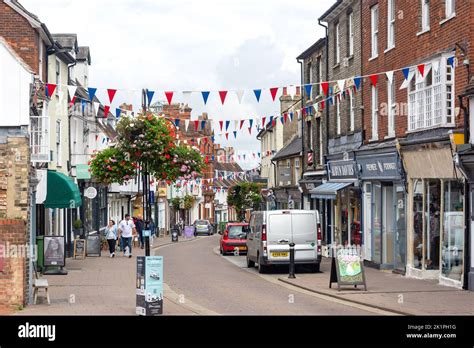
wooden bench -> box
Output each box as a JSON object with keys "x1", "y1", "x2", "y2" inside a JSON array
[{"x1": 32, "y1": 263, "x2": 50, "y2": 305}]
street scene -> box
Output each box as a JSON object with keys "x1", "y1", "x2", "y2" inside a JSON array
[{"x1": 1, "y1": 0, "x2": 474, "y2": 323}]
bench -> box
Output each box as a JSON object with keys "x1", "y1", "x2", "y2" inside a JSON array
[{"x1": 32, "y1": 263, "x2": 50, "y2": 305}]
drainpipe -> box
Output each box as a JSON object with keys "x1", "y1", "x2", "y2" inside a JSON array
[
  {"x1": 318, "y1": 19, "x2": 329, "y2": 160},
  {"x1": 297, "y1": 58, "x2": 305, "y2": 207}
]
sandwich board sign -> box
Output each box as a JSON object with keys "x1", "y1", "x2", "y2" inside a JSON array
[
  {"x1": 329, "y1": 248, "x2": 367, "y2": 291},
  {"x1": 136, "y1": 256, "x2": 163, "y2": 316}
]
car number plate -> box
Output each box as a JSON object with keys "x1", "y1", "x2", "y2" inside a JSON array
[
  {"x1": 271, "y1": 252, "x2": 288, "y2": 257},
  {"x1": 238, "y1": 246, "x2": 247, "y2": 250}
]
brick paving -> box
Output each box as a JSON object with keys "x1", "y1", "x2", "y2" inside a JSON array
[
  {"x1": 15, "y1": 235, "x2": 199, "y2": 316},
  {"x1": 279, "y1": 258, "x2": 474, "y2": 315}
]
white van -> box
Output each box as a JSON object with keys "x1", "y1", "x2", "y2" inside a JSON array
[{"x1": 246, "y1": 210, "x2": 322, "y2": 273}]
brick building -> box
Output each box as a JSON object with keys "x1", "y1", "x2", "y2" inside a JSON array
[
  {"x1": 311, "y1": 0, "x2": 364, "y2": 253},
  {"x1": 359, "y1": 0, "x2": 472, "y2": 288}
]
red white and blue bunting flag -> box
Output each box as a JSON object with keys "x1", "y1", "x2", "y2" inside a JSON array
[
  {"x1": 165, "y1": 91, "x2": 174, "y2": 105},
  {"x1": 107, "y1": 89, "x2": 117, "y2": 103},
  {"x1": 219, "y1": 91, "x2": 228, "y2": 105},
  {"x1": 270, "y1": 87, "x2": 279, "y2": 101},
  {"x1": 46, "y1": 83, "x2": 57, "y2": 97},
  {"x1": 235, "y1": 90, "x2": 245, "y2": 104}
]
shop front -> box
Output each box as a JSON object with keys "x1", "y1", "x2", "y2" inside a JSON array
[
  {"x1": 310, "y1": 158, "x2": 361, "y2": 254},
  {"x1": 357, "y1": 149, "x2": 406, "y2": 271},
  {"x1": 401, "y1": 140, "x2": 465, "y2": 288}
]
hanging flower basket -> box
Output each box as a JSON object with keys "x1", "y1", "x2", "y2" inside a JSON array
[{"x1": 89, "y1": 147, "x2": 137, "y2": 185}]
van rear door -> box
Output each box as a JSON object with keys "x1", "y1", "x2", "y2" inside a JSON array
[
  {"x1": 291, "y1": 211, "x2": 318, "y2": 261},
  {"x1": 266, "y1": 211, "x2": 292, "y2": 262}
]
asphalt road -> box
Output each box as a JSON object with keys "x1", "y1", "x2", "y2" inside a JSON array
[{"x1": 155, "y1": 235, "x2": 374, "y2": 315}]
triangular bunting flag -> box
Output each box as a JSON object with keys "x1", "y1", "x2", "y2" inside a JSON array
[
  {"x1": 289, "y1": 112, "x2": 294, "y2": 122},
  {"x1": 225, "y1": 120, "x2": 230, "y2": 131},
  {"x1": 321, "y1": 82, "x2": 329, "y2": 96},
  {"x1": 337, "y1": 79, "x2": 345, "y2": 92},
  {"x1": 201, "y1": 120, "x2": 206, "y2": 130},
  {"x1": 115, "y1": 108, "x2": 121, "y2": 119},
  {"x1": 165, "y1": 91, "x2": 174, "y2": 105},
  {"x1": 432, "y1": 60, "x2": 440, "y2": 73},
  {"x1": 194, "y1": 120, "x2": 199, "y2": 131},
  {"x1": 147, "y1": 90, "x2": 155, "y2": 106},
  {"x1": 93, "y1": 102, "x2": 100, "y2": 117},
  {"x1": 304, "y1": 84, "x2": 312, "y2": 98},
  {"x1": 103, "y1": 105, "x2": 110, "y2": 118},
  {"x1": 369, "y1": 74, "x2": 378, "y2": 87},
  {"x1": 280, "y1": 116, "x2": 285, "y2": 125},
  {"x1": 175, "y1": 119, "x2": 180, "y2": 127},
  {"x1": 386, "y1": 71, "x2": 394, "y2": 84},
  {"x1": 254, "y1": 89, "x2": 262, "y2": 102},
  {"x1": 202, "y1": 91, "x2": 210, "y2": 105},
  {"x1": 219, "y1": 121, "x2": 224, "y2": 132},
  {"x1": 225, "y1": 133, "x2": 229, "y2": 140},
  {"x1": 262, "y1": 117, "x2": 266, "y2": 127},
  {"x1": 107, "y1": 89, "x2": 117, "y2": 103},
  {"x1": 46, "y1": 83, "x2": 57, "y2": 97},
  {"x1": 447, "y1": 56, "x2": 455, "y2": 67},
  {"x1": 248, "y1": 127, "x2": 252, "y2": 135},
  {"x1": 402, "y1": 67, "x2": 410, "y2": 80},
  {"x1": 233, "y1": 131, "x2": 237, "y2": 139},
  {"x1": 240, "y1": 120, "x2": 245, "y2": 129},
  {"x1": 249, "y1": 119, "x2": 254, "y2": 128},
  {"x1": 67, "y1": 86, "x2": 77, "y2": 100},
  {"x1": 235, "y1": 90, "x2": 245, "y2": 104},
  {"x1": 185, "y1": 119, "x2": 190, "y2": 131},
  {"x1": 270, "y1": 87, "x2": 279, "y2": 101},
  {"x1": 283, "y1": 113, "x2": 288, "y2": 123},
  {"x1": 417, "y1": 64, "x2": 425, "y2": 77},
  {"x1": 219, "y1": 91, "x2": 228, "y2": 105},
  {"x1": 353, "y1": 77, "x2": 362, "y2": 90},
  {"x1": 88, "y1": 87, "x2": 97, "y2": 101}
]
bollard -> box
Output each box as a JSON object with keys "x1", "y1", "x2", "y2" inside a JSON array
[{"x1": 288, "y1": 242, "x2": 296, "y2": 279}]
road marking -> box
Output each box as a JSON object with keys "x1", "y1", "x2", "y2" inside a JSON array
[{"x1": 213, "y1": 247, "x2": 400, "y2": 316}]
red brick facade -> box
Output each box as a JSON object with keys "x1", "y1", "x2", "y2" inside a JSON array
[
  {"x1": 361, "y1": 0, "x2": 474, "y2": 141},
  {"x1": 0, "y1": 1, "x2": 48, "y2": 78}
]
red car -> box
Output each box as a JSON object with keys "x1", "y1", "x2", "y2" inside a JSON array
[{"x1": 219, "y1": 222, "x2": 249, "y2": 255}]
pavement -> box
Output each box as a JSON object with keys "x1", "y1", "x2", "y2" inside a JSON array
[
  {"x1": 15, "y1": 234, "x2": 201, "y2": 316},
  {"x1": 277, "y1": 258, "x2": 474, "y2": 315}
]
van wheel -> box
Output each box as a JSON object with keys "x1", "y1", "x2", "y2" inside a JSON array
[
  {"x1": 257, "y1": 256, "x2": 267, "y2": 274},
  {"x1": 246, "y1": 254, "x2": 255, "y2": 268}
]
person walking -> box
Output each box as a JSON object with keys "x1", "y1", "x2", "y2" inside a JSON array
[
  {"x1": 104, "y1": 220, "x2": 118, "y2": 258},
  {"x1": 135, "y1": 215, "x2": 144, "y2": 249},
  {"x1": 118, "y1": 214, "x2": 136, "y2": 258}
]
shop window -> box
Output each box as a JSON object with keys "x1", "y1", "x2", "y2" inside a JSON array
[
  {"x1": 442, "y1": 181, "x2": 464, "y2": 281},
  {"x1": 425, "y1": 180, "x2": 441, "y2": 270},
  {"x1": 413, "y1": 180, "x2": 424, "y2": 269},
  {"x1": 395, "y1": 184, "x2": 407, "y2": 270},
  {"x1": 372, "y1": 183, "x2": 382, "y2": 264}
]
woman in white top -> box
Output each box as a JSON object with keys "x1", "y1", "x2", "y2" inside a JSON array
[{"x1": 105, "y1": 220, "x2": 118, "y2": 257}]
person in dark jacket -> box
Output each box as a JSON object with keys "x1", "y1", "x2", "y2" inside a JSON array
[{"x1": 135, "y1": 215, "x2": 144, "y2": 249}]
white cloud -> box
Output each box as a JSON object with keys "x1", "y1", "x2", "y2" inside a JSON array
[{"x1": 21, "y1": 0, "x2": 331, "y2": 169}]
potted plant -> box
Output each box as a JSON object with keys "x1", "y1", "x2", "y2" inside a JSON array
[
  {"x1": 183, "y1": 195, "x2": 194, "y2": 210},
  {"x1": 73, "y1": 219, "x2": 84, "y2": 238}
]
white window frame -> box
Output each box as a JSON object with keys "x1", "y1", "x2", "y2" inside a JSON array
[
  {"x1": 348, "y1": 11, "x2": 354, "y2": 57},
  {"x1": 30, "y1": 107, "x2": 50, "y2": 163},
  {"x1": 407, "y1": 56, "x2": 455, "y2": 132},
  {"x1": 335, "y1": 22, "x2": 340, "y2": 64},
  {"x1": 56, "y1": 120, "x2": 61, "y2": 166},
  {"x1": 336, "y1": 97, "x2": 341, "y2": 135},
  {"x1": 387, "y1": 76, "x2": 396, "y2": 137},
  {"x1": 371, "y1": 5, "x2": 379, "y2": 59},
  {"x1": 371, "y1": 86, "x2": 378, "y2": 140},
  {"x1": 387, "y1": 0, "x2": 395, "y2": 49},
  {"x1": 421, "y1": 0, "x2": 430, "y2": 32},
  {"x1": 349, "y1": 89, "x2": 355, "y2": 132},
  {"x1": 445, "y1": 0, "x2": 455, "y2": 19}
]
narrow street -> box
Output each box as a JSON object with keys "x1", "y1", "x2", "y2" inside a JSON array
[{"x1": 155, "y1": 235, "x2": 375, "y2": 315}]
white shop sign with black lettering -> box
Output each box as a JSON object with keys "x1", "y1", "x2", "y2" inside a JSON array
[
  {"x1": 328, "y1": 160, "x2": 358, "y2": 181},
  {"x1": 358, "y1": 153, "x2": 402, "y2": 181}
]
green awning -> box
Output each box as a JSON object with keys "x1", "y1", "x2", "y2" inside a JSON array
[{"x1": 44, "y1": 171, "x2": 82, "y2": 209}]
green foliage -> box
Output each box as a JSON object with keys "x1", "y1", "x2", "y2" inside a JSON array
[
  {"x1": 183, "y1": 195, "x2": 195, "y2": 210},
  {"x1": 89, "y1": 147, "x2": 137, "y2": 185},
  {"x1": 73, "y1": 219, "x2": 83, "y2": 229},
  {"x1": 227, "y1": 182, "x2": 263, "y2": 221},
  {"x1": 171, "y1": 197, "x2": 182, "y2": 210},
  {"x1": 90, "y1": 113, "x2": 205, "y2": 185}
]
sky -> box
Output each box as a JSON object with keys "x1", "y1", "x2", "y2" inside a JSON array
[{"x1": 22, "y1": 0, "x2": 332, "y2": 169}]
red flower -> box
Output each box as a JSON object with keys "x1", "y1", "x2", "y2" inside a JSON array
[{"x1": 165, "y1": 154, "x2": 170, "y2": 159}]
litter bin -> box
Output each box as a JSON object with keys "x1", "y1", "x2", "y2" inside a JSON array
[{"x1": 36, "y1": 236, "x2": 44, "y2": 272}]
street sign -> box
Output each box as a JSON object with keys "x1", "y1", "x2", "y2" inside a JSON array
[
  {"x1": 136, "y1": 256, "x2": 163, "y2": 316},
  {"x1": 84, "y1": 187, "x2": 97, "y2": 199},
  {"x1": 329, "y1": 248, "x2": 367, "y2": 291}
]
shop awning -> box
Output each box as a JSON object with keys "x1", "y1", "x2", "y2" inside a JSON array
[
  {"x1": 310, "y1": 182, "x2": 353, "y2": 200},
  {"x1": 43, "y1": 171, "x2": 82, "y2": 209}
]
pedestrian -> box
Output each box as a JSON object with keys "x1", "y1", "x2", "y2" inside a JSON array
[
  {"x1": 135, "y1": 215, "x2": 144, "y2": 249},
  {"x1": 149, "y1": 218, "x2": 156, "y2": 237},
  {"x1": 118, "y1": 214, "x2": 136, "y2": 258},
  {"x1": 104, "y1": 219, "x2": 118, "y2": 258}
]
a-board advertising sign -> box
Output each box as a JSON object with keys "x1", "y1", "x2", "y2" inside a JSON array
[
  {"x1": 329, "y1": 248, "x2": 367, "y2": 291},
  {"x1": 136, "y1": 256, "x2": 163, "y2": 316}
]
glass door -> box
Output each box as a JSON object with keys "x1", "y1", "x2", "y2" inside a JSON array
[
  {"x1": 382, "y1": 185, "x2": 394, "y2": 265},
  {"x1": 372, "y1": 183, "x2": 382, "y2": 264},
  {"x1": 413, "y1": 180, "x2": 424, "y2": 269},
  {"x1": 394, "y1": 184, "x2": 407, "y2": 271},
  {"x1": 426, "y1": 180, "x2": 441, "y2": 270},
  {"x1": 363, "y1": 183, "x2": 372, "y2": 261}
]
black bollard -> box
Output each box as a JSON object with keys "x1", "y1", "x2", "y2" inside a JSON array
[{"x1": 288, "y1": 242, "x2": 296, "y2": 279}]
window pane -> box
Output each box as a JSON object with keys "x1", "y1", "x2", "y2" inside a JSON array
[
  {"x1": 413, "y1": 180, "x2": 423, "y2": 269},
  {"x1": 373, "y1": 183, "x2": 382, "y2": 264},
  {"x1": 442, "y1": 181, "x2": 464, "y2": 281},
  {"x1": 426, "y1": 180, "x2": 441, "y2": 270}
]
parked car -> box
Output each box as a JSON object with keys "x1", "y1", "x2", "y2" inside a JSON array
[
  {"x1": 219, "y1": 222, "x2": 249, "y2": 255},
  {"x1": 193, "y1": 219, "x2": 213, "y2": 236},
  {"x1": 246, "y1": 210, "x2": 322, "y2": 273}
]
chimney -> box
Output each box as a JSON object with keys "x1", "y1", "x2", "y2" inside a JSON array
[
  {"x1": 296, "y1": 86, "x2": 301, "y2": 96},
  {"x1": 283, "y1": 87, "x2": 288, "y2": 96}
]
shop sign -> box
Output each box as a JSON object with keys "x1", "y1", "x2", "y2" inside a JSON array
[
  {"x1": 76, "y1": 164, "x2": 91, "y2": 180},
  {"x1": 329, "y1": 248, "x2": 367, "y2": 291},
  {"x1": 328, "y1": 160, "x2": 358, "y2": 181},
  {"x1": 358, "y1": 153, "x2": 401, "y2": 180},
  {"x1": 136, "y1": 256, "x2": 163, "y2": 316}
]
